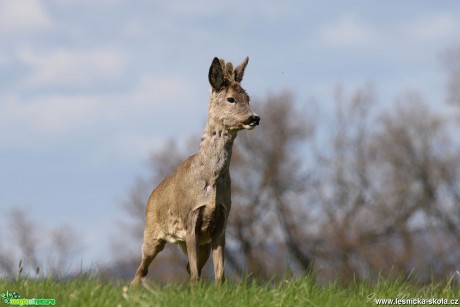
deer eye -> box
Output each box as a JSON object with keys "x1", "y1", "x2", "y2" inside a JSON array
[{"x1": 227, "y1": 97, "x2": 236, "y2": 103}]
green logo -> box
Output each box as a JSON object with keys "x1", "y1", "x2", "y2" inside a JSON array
[
  {"x1": 1, "y1": 291, "x2": 55, "y2": 306},
  {"x1": 1, "y1": 291, "x2": 19, "y2": 304}
]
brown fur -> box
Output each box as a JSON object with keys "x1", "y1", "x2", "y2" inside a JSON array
[{"x1": 131, "y1": 57, "x2": 259, "y2": 285}]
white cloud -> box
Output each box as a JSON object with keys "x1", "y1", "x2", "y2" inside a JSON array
[
  {"x1": 0, "y1": 94, "x2": 104, "y2": 136},
  {"x1": 256, "y1": 2, "x2": 293, "y2": 22},
  {"x1": 162, "y1": 1, "x2": 222, "y2": 17},
  {"x1": 405, "y1": 14, "x2": 457, "y2": 42},
  {"x1": 0, "y1": 0, "x2": 51, "y2": 34},
  {"x1": 18, "y1": 48, "x2": 125, "y2": 88},
  {"x1": 0, "y1": 72, "x2": 197, "y2": 152},
  {"x1": 0, "y1": 54, "x2": 7, "y2": 66},
  {"x1": 122, "y1": 19, "x2": 146, "y2": 39},
  {"x1": 317, "y1": 14, "x2": 374, "y2": 48},
  {"x1": 130, "y1": 74, "x2": 196, "y2": 108},
  {"x1": 161, "y1": 0, "x2": 292, "y2": 21},
  {"x1": 90, "y1": 133, "x2": 169, "y2": 165},
  {"x1": 49, "y1": 0, "x2": 122, "y2": 7},
  {"x1": 316, "y1": 12, "x2": 458, "y2": 51}
]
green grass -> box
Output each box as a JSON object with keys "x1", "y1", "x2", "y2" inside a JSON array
[{"x1": 0, "y1": 275, "x2": 459, "y2": 306}]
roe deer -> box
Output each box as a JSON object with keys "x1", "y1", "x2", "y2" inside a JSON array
[{"x1": 131, "y1": 57, "x2": 260, "y2": 285}]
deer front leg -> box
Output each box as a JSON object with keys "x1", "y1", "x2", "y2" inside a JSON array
[
  {"x1": 186, "y1": 209, "x2": 200, "y2": 282},
  {"x1": 212, "y1": 202, "x2": 228, "y2": 284},
  {"x1": 212, "y1": 232, "x2": 225, "y2": 284},
  {"x1": 186, "y1": 234, "x2": 199, "y2": 282}
]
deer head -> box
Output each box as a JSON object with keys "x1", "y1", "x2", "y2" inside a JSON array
[{"x1": 208, "y1": 57, "x2": 260, "y2": 131}]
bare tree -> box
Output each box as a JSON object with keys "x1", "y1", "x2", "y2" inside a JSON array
[
  {"x1": 308, "y1": 89, "x2": 460, "y2": 282},
  {"x1": 0, "y1": 207, "x2": 82, "y2": 278},
  {"x1": 8, "y1": 208, "x2": 41, "y2": 273},
  {"x1": 46, "y1": 226, "x2": 82, "y2": 276},
  {"x1": 232, "y1": 91, "x2": 314, "y2": 275},
  {"x1": 305, "y1": 84, "x2": 378, "y2": 281},
  {"x1": 365, "y1": 93, "x2": 460, "y2": 280}
]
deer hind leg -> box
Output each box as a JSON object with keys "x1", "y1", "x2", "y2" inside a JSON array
[{"x1": 131, "y1": 238, "x2": 166, "y2": 286}]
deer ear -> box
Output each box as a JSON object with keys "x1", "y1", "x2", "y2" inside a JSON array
[
  {"x1": 234, "y1": 57, "x2": 249, "y2": 83},
  {"x1": 209, "y1": 57, "x2": 225, "y2": 91}
]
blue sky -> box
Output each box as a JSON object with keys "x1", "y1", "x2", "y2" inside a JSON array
[{"x1": 1, "y1": 0, "x2": 460, "y2": 266}]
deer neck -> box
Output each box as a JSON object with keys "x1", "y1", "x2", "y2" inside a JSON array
[{"x1": 198, "y1": 120, "x2": 237, "y2": 178}]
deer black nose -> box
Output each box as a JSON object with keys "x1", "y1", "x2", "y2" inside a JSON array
[
  {"x1": 243, "y1": 114, "x2": 260, "y2": 127},
  {"x1": 252, "y1": 115, "x2": 260, "y2": 125}
]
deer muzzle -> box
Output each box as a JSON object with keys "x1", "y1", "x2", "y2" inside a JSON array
[{"x1": 244, "y1": 114, "x2": 260, "y2": 126}]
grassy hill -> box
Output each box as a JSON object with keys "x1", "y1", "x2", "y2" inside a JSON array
[{"x1": 1, "y1": 275, "x2": 459, "y2": 306}]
